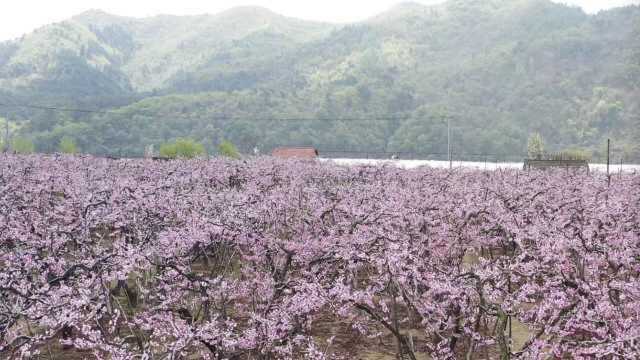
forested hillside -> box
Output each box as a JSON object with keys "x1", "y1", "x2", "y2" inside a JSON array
[{"x1": 0, "y1": 0, "x2": 638, "y2": 159}]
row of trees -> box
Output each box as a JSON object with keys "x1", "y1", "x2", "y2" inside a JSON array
[
  {"x1": 1, "y1": 136, "x2": 78, "y2": 154},
  {"x1": 1, "y1": 155, "x2": 638, "y2": 359},
  {"x1": 3, "y1": 127, "x2": 598, "y2": 163},
  {"x1": 1, "y1": 131, "x2": 243, "y2": 159}
]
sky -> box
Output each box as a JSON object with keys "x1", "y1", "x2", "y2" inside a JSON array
[{"x1": 0, "y1": 0, "x2": 638, "y2": 41}]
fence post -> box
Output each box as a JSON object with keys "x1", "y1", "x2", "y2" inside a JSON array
[
  {"x1": 620, "y1": 155, "x2": 623, "y2": 177},
  {"x1": 606, "y1": 139, "x2": 610, "y2": 177},
  {"x1": 3, "y1": 117, "x2": 9, "y2": 152},
  {"x1": 607, "y1": 139, "x2": 611, "y2": 186}
]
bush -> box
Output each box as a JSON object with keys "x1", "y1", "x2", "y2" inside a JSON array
[
  {"x1": 218, "y1": 140, "x2": 240, "y2": 159},
  {"x1": 159, "y1": 143, "x2": 177, "y2": 158},
  {"x1": 159, "y1": 138, "x2": 206, "y2": 159},
  {"x1": 58, "y1": 136, "x2": 79, "y2": 154},
  {"x1": 11, "y1": 137, "x2": 35, "y2": 154}
]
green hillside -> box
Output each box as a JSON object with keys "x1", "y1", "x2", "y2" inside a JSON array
[{"x1": 0, "y1": 0, "x2": 638, "y2": 159}]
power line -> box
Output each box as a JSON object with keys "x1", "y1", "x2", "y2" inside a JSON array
[
  {"x1": 0, "y1": 102, "x2": 430, "y2": 123},
  {"x1": 0, "y1": 102, "x2": 113, "y2": 115}
]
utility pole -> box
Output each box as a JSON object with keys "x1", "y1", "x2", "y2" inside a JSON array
[
  {"x1": 606, "y1": 139, "x2": 610, "y2": 177},
  {"x1": 447, "y1": 116, "x2": 452, "y2": 170},
  {"x1": 3, "y1": 118, "x2": 8, "y2": 153}
]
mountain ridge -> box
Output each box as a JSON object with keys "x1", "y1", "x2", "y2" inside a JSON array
[{"x1": 0, "y1": 0, "x2": 638, "y2": 159}]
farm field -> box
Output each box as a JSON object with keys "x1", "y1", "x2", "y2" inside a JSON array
[{"x1": 1, "y1": 154, "x2": 639, "y2": 359}]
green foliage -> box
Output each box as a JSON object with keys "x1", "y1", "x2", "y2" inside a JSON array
[
  {"x1": 58, "y1": 136, "x2": 79, "y2": 154},
  {"x1": 11, "y1": 137, "x2": 36, "y2": 154},
  {"x1": 217, "y1": 140, "x2": 241, "y2": 159},
  {"x1": 159, "y1": 138, "x2": 206, "y2": 159},
  {"x1": 527, "y1": 133, "x2": 545, "y2": 159},
  {"x1": 158, "y1": 145, "x2": 177, "y2": 159},
  {"x1": 158, "y1": 143, "x2": 177, "y2": 159},
  {"x1": 553, "y1": 148, "x2": 592, "y2": 161},
  {"x1": 1, "y1": 1, "x2": 639, "y2": 160},
  {"x1": 0, "y1": 118, "x2": 22, "y2": 151}
]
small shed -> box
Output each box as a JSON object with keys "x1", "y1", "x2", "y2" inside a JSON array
[{"x1": 271, "y1": 147, "x2": 319, "y2": 159}]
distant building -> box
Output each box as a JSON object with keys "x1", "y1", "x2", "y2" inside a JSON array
[{"x1": 271, "y1": 147, "x2": 319, "y2": 159}]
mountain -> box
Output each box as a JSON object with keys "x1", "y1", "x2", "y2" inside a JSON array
[
  {"x1": 0, "y1": 7, "x2": 333, "y2": 96},
  {"x1": 0, "y1": 0, "x2": 638, "y2": 159}
]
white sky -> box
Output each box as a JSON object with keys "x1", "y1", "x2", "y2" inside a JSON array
[{"x1": 0, "y1": 0, "x2": 638, "y2": 41}]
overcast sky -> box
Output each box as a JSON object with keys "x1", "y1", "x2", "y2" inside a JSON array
[{"x1": 0, "y1": 0, "x2": 638, "y2": 41}]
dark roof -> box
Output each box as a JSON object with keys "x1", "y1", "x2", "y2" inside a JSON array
[{"x1": 271, "y1": 147, "x2": 319, "y2": 159}]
